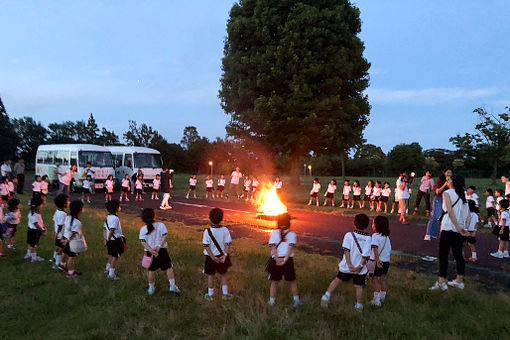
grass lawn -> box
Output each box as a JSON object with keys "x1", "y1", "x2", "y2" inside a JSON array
[{"x1": 1, "y1": 195, "x2": 509, "y2": 339}]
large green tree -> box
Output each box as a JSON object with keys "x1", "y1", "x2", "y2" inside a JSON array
[
  {"x1": 12, "y1": 117, "x2": 48, "y2": 166},
  {"x1": 450, "y1": 107, "x2": 510, "y2": 178},
  {"x1": 0, "y1": 97, "x2": 19, "y2": 161},
  {"x1": 123, "y1": 120, "x2": 162, "y2": 147},
  {"x1": 386, "y1": 142, "x2": 425, "y2": 174},
  {"x1": 219, "y1": 0, "x2": 370, "y2": 184}
]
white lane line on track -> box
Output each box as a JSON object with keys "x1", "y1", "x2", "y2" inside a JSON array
[{"x1": 172, "y1": 201, "x2": 252, "y2": 214}]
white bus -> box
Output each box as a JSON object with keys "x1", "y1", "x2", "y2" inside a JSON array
[
  {"x1": 35, "y1": 144, "x2": 115, "y2": 191},
  {"x1": 107, "y1": 146, "x2": 163, "y2": 188}
]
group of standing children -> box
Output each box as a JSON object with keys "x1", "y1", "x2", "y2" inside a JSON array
[
  {"x1": 186, "y1": 174, "x2": 268, "y2": 201},
  {"x1": 308, "y1": 178, "x2": 393, "y2": 213}
]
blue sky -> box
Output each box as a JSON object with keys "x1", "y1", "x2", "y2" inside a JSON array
[{"x1": 0, "y1": 0, "x2": 509, "y2": 153}]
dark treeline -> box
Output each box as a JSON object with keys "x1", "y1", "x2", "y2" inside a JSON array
[{"x1": 1, "y1": 96, "x2": 509, "y2": 178}]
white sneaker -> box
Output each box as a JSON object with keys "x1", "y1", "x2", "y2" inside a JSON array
[
  {"x1": 340, "y1": 204, "x2": 344, "y2": 208},
  {"x1": 31, "y1": 256, "x2": 45, "y2": 262},
  {"x1": 320, "y1": 296, "x2": 329, "y2": 308},
  {"x1": 268, "y1": 300, "x2": 275, "y2": 307},
  {"x1": 429, "y1": 281, "x2": 448, "y2": 291},
  {"x1": 24, "y1": 253, "x2": 31, "y2": 259},
  {"x1": 447, "y1": 280, "x2": 465, "y2": 290},
  {"x1": 424, "y1": 235, "x2": 431, "y2": 241},
  {"x1": 504, "y1": 251, "x2": 510, "y2": 258},
  {"x1": 307, "y1": 202, "x2": 311, "y2": 206},
  {"x1": 108, "y1": 275, "x2": 120, "y2": 281},
  {"x1": 490, "y1": 251, "x2": 504, "y2": 259},
  {"x1": 370, "y1": 299, "x2": 381, "y2": 307}
]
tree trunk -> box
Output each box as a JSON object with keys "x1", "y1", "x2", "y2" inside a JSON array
[
  {"x1": 290, "y1": 153, "x2": 301, "y2": 186},
  {"x1": 340, "y1": 151, "x2": 346, "y2": 180},
  {"x1": 491, "y1": 159, "x2": 498, "y2": 180}
]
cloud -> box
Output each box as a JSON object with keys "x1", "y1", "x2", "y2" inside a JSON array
[{"x1": 367, "y1": 87, "x2": 502, "y2": 105}]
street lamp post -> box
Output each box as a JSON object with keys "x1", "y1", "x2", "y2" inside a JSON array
[
  {"x1": 308, "y1": 165, "x2": 312, "y2": 177},
  {"x1": 209, "y1": 161, "x2": 213, "y2": 176}
]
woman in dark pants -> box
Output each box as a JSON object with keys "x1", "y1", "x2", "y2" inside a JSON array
[
  {"x1": 424, "y1": 169, "x2": 452, "y2": 241},
  {"x1": 429, "y1": 175, "x2": 470, "y2": 291}
]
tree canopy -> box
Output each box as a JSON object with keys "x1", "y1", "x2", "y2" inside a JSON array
[
  {"x1": 219, "y1": 0, "x2": 370, "y2": 183},
  {"x1": 0, "y1": 97, "x2": 19, "y2": 161}
]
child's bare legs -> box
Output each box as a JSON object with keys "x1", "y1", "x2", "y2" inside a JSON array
[
  {"x1": 207, "y1": 274, "x2": 215, "y2": 294},
  {"x1": 67, "y1": 257, "x2": 76, "y2": 273},
  {"x1": 270, "y1": 281, "x2": 278, "y2": 300},
  {"x1": 355, "y1": 285, "x2": 364, "y2": 305},
  {"x1": 331, "y1": 199, "x2": 335, "y2": 207},
  {"x1": 326, "y1": 277, "x2": 341, "y2": 295},
  {"x1": 186, "y1": 189, "x2": 191, "y2": 198},
  {"x1": 323, "y1": 198, "x2": 328, "y2": 206},
  {"x1": 148, "y1": 270, "x2": 156, "y2": 285}
]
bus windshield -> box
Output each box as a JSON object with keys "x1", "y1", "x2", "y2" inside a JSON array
[
  {"x1": 134, "y1": 153, "x2": 162, "y2": 169},
  {"x1": 79, "y1": 151, "x2": 113, "y2": 167}
]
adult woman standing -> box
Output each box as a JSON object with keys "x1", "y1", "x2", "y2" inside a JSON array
[
  {"x1": 430, "y1": 175, "x2": 469, "y2": 291},
  {"x1": 424, "y1": 169, "x2": 453, "y2": 241}
]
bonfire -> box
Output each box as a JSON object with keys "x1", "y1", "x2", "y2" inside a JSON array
[{"x1": 256, "y1": 184, "x2": 287, "y2": 217}]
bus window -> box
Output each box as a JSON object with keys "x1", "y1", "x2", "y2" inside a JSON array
[
  {"x1": 37, "y1": 151, "x2": 46, "y2": 164},
  {"x1": 114, "y1": 154, "x2": 122, "y2": 167},
  {"x1": 70, "y1": 151, "x2": 78, "y2": 166},
  {"x1": 57, "y1": 150, "x2": 69, "y2": 166},
  {"x1": 44, "y1": 151, "x2": 55, "y2": 164},
  {"x1": 124, "y1": 154, "x2": 133, "y2": 169}
]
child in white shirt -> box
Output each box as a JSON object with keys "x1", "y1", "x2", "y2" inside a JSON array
[
  {"x1": 7, "y1": 179, "x2": 14, "y2": 199},
  {"x1": 40, "y1": 175, "x2": 49, "y2": 203},
  {"x1": 120, "y1": 174, "x2": 130, "y2": 202},
  {"x1": 216, "y1": 175, "x2": 226, "y2": 198},
  {"x1": 321, "y1": 213, "x2": 371, "y2": 311},
  {"x1": 105, "y1": 175, "x2": 114, "y2": 202},
  {"x1": 63, "y1": 200, "x2": 85, "y2": 278},
  {"x1": 485, "y1": 188, "x2": 496, "y2": 227},
  {"x1": 4, "y1": 198, "x2": 21, "y2": 251},
  {"x1": 241, "y1": 176, "x2": 251, "y2": 201},
  {"x1": 81, "y1": 175, "x2": 92, "y2": 204},
  {"x1": 323, "y1": 179, "x2": 337, "y2": 207},
  {"x1": 380, "y1": 182, "x2": 392, "y2": 213},
  {"x1": 205, "y1": 176, "x2": 215, "y2": 199},
  {"x1": 465, "y1": 200, "x2": 479, "y2": 263},
  {"x1": 267, "y1": 213, "x2": 301, "y2": 307},
  {"x1": 186, "y1": 175, "x2": 198, "y2": 199},
  {"x1": 139, "y1": 208, "x2": 181, "y2": 295},
  {"x1": 32, "y1": 175, "x2": 42, "y2": 199},
  {"x1": 26, "y1": 196, "x2": 46, "y2": 263},
  {"x1": 152, "y1": 174, "x2": 161, "y2": 200},
  {"x1": 104, "y1": 199, "x2": 124, "y2": 280},
  {"x1": 352, "y1": 180, "x2": 362, "y2": 209},
  {"x1": 203, "y1": 208, "x2": 232, "y2": 301},
  {"x1": 308, "y1": 178, "x2": 321, "y2": 206},
  {"x1": 52, "y1": 194, "x2": 68, "y2": 268},
  {"x1": 274, "y1": 177, "x2": 283, "y2": 198},
  {"x1": 369, "y1": 216, "x2": 392, "y2": 307},
  {"x1": 490, "y1": 199, "x2": 510, "y2": 259},
  {"x1": 372, "y1": 181, "x2": 382, "y2": 212},
  {"x1": 135, "y1": 175, "x2": 144, "y2": 201},
  {"x1": 252, "y1": 176, "x2": 260, "y2": 200},
  {"x1": 361, "y1": 180, "x2": 374, "y2": 209},
  {"x1": 340, "y1": 180, "x2": 351, "y2": 208}
]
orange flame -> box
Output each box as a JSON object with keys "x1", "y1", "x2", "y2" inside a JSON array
[{"x1": 256, "y1": 184, "x2": 287, "y2": 216}]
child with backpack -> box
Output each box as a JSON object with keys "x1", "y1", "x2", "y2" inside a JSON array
[
  {"x1": 203, "y1": 208, "x2": 233, "y2": 301},
  {"x1": 104, "y1": 199, "x2": 125, "y2": 280},
  {"x1": 139, "y1": 208, "x2": 181, "y2": 295},
  {"x1": 321, "y1": 213, "x2": 371, "y2": 311},
  {"x1": 267, "y1": 213, "x2": 301, "y2": 307}
]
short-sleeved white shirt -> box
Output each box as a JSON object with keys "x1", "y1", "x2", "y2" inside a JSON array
[
  {"x1": 63, "y1": 216, "x2": 83, "y2": 240},
  {"x1": 505, "y1": 182, "x2": 510, "y2": 197},
  {"x1": 353, "y1": 187, "x2": 361, "y2": 196},
  {"x1": 0, "y1": 184, "x2": 8, "y2": 196},
  {"x1": 311, "y1": 183, "x2": 321, "y2": 194},
  {"x1": 206, "y1": 179, "x2": 214, "y2": 188},
  {"x1": 397, "y1": 178, "x2": 410, "y2": 199},
  {"x1": 189, "y1": 178, "x2": 197, "y2": 186},
  {"x1": 28, "y1": 212, "x2": 44, "y2": 230},
  {"x1": 53, "y1": 209, "x2": 67, "y2": 235},
  {"x1": 202, "y1": 226, "x2": 232, "y2": 256},
  {"x1": 274, "y1": 181, "x2": 283, "y2": 189},
  {"x1": 122, "y1": 178, "x2": 130, "y2": 188},
  {"x1": 269, "y1": 229, "x2": 297, "y2": 258},
  {"x1": 243, "y1": 179, "x2": 251, "y2": 189},
  {"x1": 252, "y1": 180, "x2": 259, "y2": 187},
  {"x1": 370, "y1": 233, "x2": 392, "y2": 262},
  {"x1": 499, "y1": 210, "x2": 509, "y2": 227},
  {"x1": 85, "y1": 167, "x2": 96, "y2": 178},
  {"x1": 60, "y1": 170, "x2": 74, "y2": 185},
  {"x1": 372, "y1": 187, "x2": 382, "y2": 197},
  {"x1": 382, "y1": 188, "x2": 391, "y2": 197},
  {"x1": 82, "y1": 179, "x2": 91, "y2": 189},
  {"x1": 105, "y1": 179, "x2": 114, "y2": 192},
  {"x1": 139, "y1": 222, "x2": 168, "y2": 250},
  {"x1": 467, "y1": 212, "x2": 478, "y2": 232},
  {"x1": 7, "y1": 182, "x2": 14, "y2": 192},
  {"x1": 231, "y1": 171, "x2": 242, "y2": 184},
  {"x1": 497, "y1": 196, "x2": 503, "y2": 211},
  {"x1": 486, "y1": 196, "x2": 495, "y2": 209},
  {"x1": 1, "y1": 164, "x2": 11, "y2": 177},
  {"x1": 104, "y1": 214, "x2": 123, "y2": 240},
  {"x1": 343, "y1": 185, "x2": 351, "y2": 196},
  {"x1": 327, "y1": 184, "x2": 337, "y2": 193},
  {"x1": 338, "y1": 231, "x2": 371, "y2": 275},
  {"x1": 4, "y1": 211, "x2": 20, "y2": 225},
  {"x1": 135, "y1": 179, "x2": 143, "y2": 189},
  {"x1": 218, "y1": 178, "x2": 226, "y2": 186},
  {"x1": 364, "y1": 185, "x2": 372, "y2": 195},
  {"x1": 32, "y1": 181, "x2": 42, "y2": 192},
  {"x1": 466, "y1": 192, "x2": 479, "y2": 207},
  {"x1": 419, "y1": 176, "x2": 434, "y2": 192},
  {"x1": 153, "y1": 179, "x2": 161, "y2": 190}
]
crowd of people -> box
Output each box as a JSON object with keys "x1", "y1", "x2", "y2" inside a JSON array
[{"x1": 0, "y1": 160, "x2": 509, "y2": 309}]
